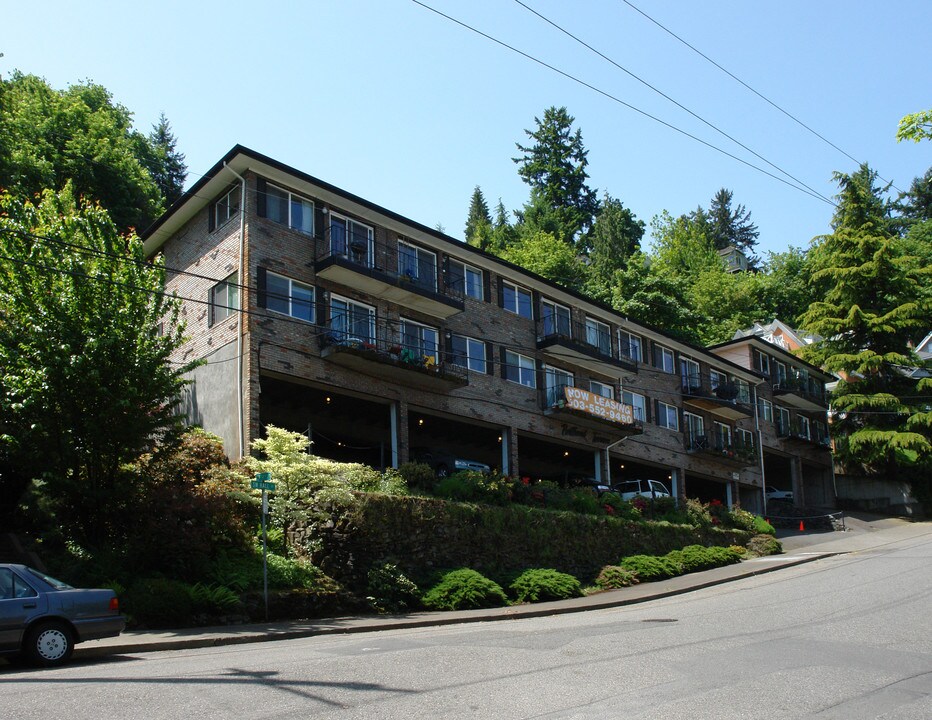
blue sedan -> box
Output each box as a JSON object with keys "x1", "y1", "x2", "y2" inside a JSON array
[{"x1": 0, "y1": 564, "x2": 125, "y2": 667}]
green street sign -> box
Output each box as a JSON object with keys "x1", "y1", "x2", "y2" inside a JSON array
[
  {"x1": 255, "y1": 472, "x2": 272, "y2": 482},
  {"x1": 251, "y1": 479, "x2": 276, "y2": 491}
]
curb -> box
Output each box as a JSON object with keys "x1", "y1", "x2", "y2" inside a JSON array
[{"x1": 73, "y1": 552, "x2": 837, "y2": 659}]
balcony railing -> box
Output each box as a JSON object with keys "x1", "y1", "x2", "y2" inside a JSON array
[
  {"x1": 686, "y1": 430, "x2": 756, "y2": 464},
  {"x1": 536, "y1": 317, "x2": 636, "y2": 372},
  {"x1": 773, "y1": 375, "x2": 827, "y2": 406},
  {"x1": 318, "y1": 317, "x2": 468, "y2": 389},
  {"x1": 680, "y1": 374, "x2": 754, "y2": 417},
  {"x1": 776, "y1": 418, "x2": 831, "y2": 448}
]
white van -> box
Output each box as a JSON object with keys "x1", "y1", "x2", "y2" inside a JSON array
[{"x1": 615, "y1": 479, "x2": 671, "y2": 501}]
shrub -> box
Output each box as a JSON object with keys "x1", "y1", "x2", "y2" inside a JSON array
[
  {"x1": 398, "y1": 462, "x2": 436, "y2": 494},
  {"x1": 684, "y1": 498, "x2": 713, "y2": 527},
  {"x1": 747, "y1": 534, "x2": 783, "y2": 557},
  {"x1": 509, "y1": 569, "x2": 582, "y2": 603},
  {"x1": 125, "y1": 578, "x2": 194, "y2": 627},
  {"x1": 266, "y1": 553, "x2": 323, "y2": 589},
  {"x1": 594, "y1": 565, "x2": 639, "y2": 590},
  {"x1": 599, "y1": 493, "x2": 640, "y2": 520},
  {"x1": 434, "y1": 471, "x2": 512, "y2": 506},
  {"x1": 188, "y1": 582, "x2": 242, "y2": 616},
  {"x1": 753, "y1": 516, "x2": 776, "y2": 535},
  {"x1": 668, "y1": 545, "x2": 743, "y2": 573},
  {"x1": 619, "y1": 554, "x2": 683, "y2": 582},
  {"x1": 421, "y1": 569, "x2": 508, "y2": 611},
  {"x1": 366, "y1": 562, "x2": 420, "y2": 613}
]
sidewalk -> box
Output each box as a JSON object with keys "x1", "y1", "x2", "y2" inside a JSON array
[{"x1": 73, "y1": 513, "x2": 930, "y2": 660}]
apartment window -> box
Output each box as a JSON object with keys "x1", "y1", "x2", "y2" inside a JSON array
[
  {"x1": 619, "y1": 331, "x2": 642, "y2": 363},
  {"x1": 585, "y1": 318, "x2": 611, "y2": 356},
  {"x1": 736, "y1": 427, "x2": 755, "y2": 450},
  {"x1": 329, "y1": 295, "x2": 375, "y2": 344},
  {"x1": 758, "y1": 398, "x2": 773, "y2": 423},
  {"x1": 544, "y1": 366, "x2": 574, "y2": 394},
  {"x1": 735, "y1": 378, "x2": 751, "y2": 404},
  {"x1": 773, "y1": 360, "x2": 787, "y2": 388},
  {"x1": 590, "y1": 380, "x2": 614, "y2": 399},
  {"x1": 400, "y1": 319, "x2": 439, "y2": 363},
  {"x1": 680, "y1": 357, "x2": 701, "y2": 391},
  {"x1": 212, "y1": 186, "x2": 240, "y2": 229},
  {"x1": 657, "y1": 401, "x2": 679, "y2": 430},
  {"x1": 710, "y1": 369, "x2": 727, "y2": 391},
  {"x1": 330, "y1": 213, "x2": 374, "y2": 266},
  {"x1": 653, "y1": 344, "x2": 675, "y2": 373},
  {"x1": 266, "y1": 272, "x2": 314, "y2": 323},
  {"x1": 504, "y1": 350, "x2": 536, "y2": 388},
  {"x1": 622, "y1": 390, "x2": 646, "y2": 421},
  {"x1": 450, "y1": 334, "x2": 486, "y2": 373},
  {"x1": 447, "y1": 259, "x2": 483, "y2": 299},
  {"x1": 209, "y1": 272, "x2": 239, "y2": 326},
  {"x1": 797, "y1": 415, "x2": 811, "y2": 440},
  {"x1": 398, "y1": 241, "x2": 437, "y2": 291},
  {"x1": 754, "y1": 349, "x2": 770, "y2": 375},
  {"x1": 502, "y1": 281, "x2": 533, "y2": 319},
  {"x1": 713, "y1": 421, "x2": 732, "y2": 450},
  {"x1": 776, "y1": 406, "x2": 791, "y2": 435},
  {"x1": 541, "y1": 299, "x2": 571, "y2": 336},
  {"x1": 684, "y1": 412, "x2": 705, "y2": 449},
  {"x1": 265, "y1": 183, "x2": 314, "y2": 235}
]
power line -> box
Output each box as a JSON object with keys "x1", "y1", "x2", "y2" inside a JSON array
[
  {"x1": 618, "y1": 0, "x2": 903, "y2": 194},
  {"x1": 410, "y1": 0, "x2": 834, "y2": 207},
  {"x1": 513, "y1": 0, "x2": 834, "y2": 206}
]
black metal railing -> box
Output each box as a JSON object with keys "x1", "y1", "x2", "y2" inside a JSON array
[
  {"x1": 686, "y1": 430, "x2": 756, "y2": 463},
  {"x1": 680, "y1": 374, "x2": 753, "y2": 408},
  {"x1": 536, "y1": 316, "x2": 614, "y2": 360},
  {"x1": 773, "y1": 374, "x2": 827, "y2": 406}
]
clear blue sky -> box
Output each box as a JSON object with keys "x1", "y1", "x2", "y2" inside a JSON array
[{"x1": 4, "y1": 1, "x2": 930, "y2": 256}]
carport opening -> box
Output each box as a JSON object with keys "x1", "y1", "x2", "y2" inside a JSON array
[
  {"x1": 515, "y1": 434, "x2": 597, "y2": 484},
  {"x1": 408, "y1": 411, "x2": 502, "y2": 472}
]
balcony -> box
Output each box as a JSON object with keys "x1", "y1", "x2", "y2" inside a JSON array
[
  {"x1": 541, "y1": 384, "x2": 643, "y2": 438},
  {"x1": 772, "y1": 376, "x2": 828, "y2": 412},
  {"x1": 685, "y1": 431, "x2": 757, "y2": 465},
  {"x1": 776, "y1": 418, "x2": 832, "y2": 449},
  {"x1": 680, "y1": 376, "x2": 754, "y2": 420},
  {"x1": 318, "y1": 321, "x2": 468, "y2": 392},
  {"x1": 314, "y1": 233, "x2": 464, "y2": 319},
  {"x1": 536, "y1": 318, "x2": 636, "y2": 375}
]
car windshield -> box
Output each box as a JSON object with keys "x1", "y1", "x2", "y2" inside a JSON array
[{"x1": 24, "y1": 566, "x2": 73, "y2": 590}]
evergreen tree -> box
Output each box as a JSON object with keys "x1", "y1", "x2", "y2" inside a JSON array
[
  {"x1": 144, "y1": 112, "x2": 187, "y2": 207},
  {"x1": 706, "y1": 188, "x2": 759, "y2": 260},
  {"x1": 464, "y1": 186, "x2": 492, "y2": 245},
  {"x1": 799, "y1": 165, "x2": 932, "y2": 484},
  {"x1": 513, "y1": 107, "x2": 600, "y2": 248},
  {"x1": 896, "y1": 167, "x2": 932, "y2": 226},
  {"x1": 486, "y1": 199, "x2": 517, "y2": 254},
  {"x1": 588, "y1": 193, "x2": 644, "y2": 291}
]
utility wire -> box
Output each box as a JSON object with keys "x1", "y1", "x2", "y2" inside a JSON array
[
  {"x1": 514, "y1": 0, "x2": 834, "y2": 206},
  {"x1": 411, "y1": 0, "x2": 834, "y2": 206},
  {"x1": 618, "y1": 0, "x2": 903, "y2": 193}
]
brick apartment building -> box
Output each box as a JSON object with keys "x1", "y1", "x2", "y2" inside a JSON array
[{"x1": 142, "y1": 146, "x2": 834, "y2": 514}]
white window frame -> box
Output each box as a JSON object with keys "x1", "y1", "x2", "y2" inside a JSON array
[
  {"x1": 619, "y1": 331, "x2": 642, "y2": 363},
  {"x1": 736, "y1": 427, "x2": 754, "y2": 449},
  {"x1": 504, "y1": 350, "x2": 536, "y2": 388},
  {"x1": 657, "y1": 401, "x2": 679, "y2": 430},
  {"x1": 330, "y1": 212, "x2": 374, "y2": 265},
  {"x1": 797, "y1": 415, "x2": 811, "y2": 440},
  {"x1": 714, "y1": 421, "x2": 732, "y2": 448},
  {"x1": 266, "y1": 183, "x2": 314, "y2": 234},
  {"x1": 329, "y1": 294, "x2": 375, "y2": 344},
  {"x1": 447, "y1": 258, "x2": 483, "y2": 300},
  {"x1": 398, "y1": 240, "x2": 437, "y2": 291},
  {"x1": 622, "y1": 390, "x2": 646, "y2": 422},
  {"x1": 773, "y1": 360, "x2": 787, "y2": 387},
  {"x1": 754, "y1": 349, "x2": 770, "y2": 376},
  {"x1": 213, "y1": 186, "x2": 240, "y2": 228},
  {"x1": 777, "y1": 406, "x2": 791, "y2": 434},
  {"x1": 590, "y1": 380, "x2": 614, "y2": 399},
  {"x1": 541, "y1": 299, "x2": 571, "y2": 336},
  {"x1": 266, "y1": 271, "x2": 314, "y2": 323},
  {"x1": 758, "y1": 398, "x2": 773, "y2": 423},
  {"x1": 450, "y1": 334, "x2": 486, "y2": 373},
  {"x1": 209, "y1": 272, "x2": 239, "y2": 325},
  {"x1": 399, "y1": 318, "x2": 439, "y2": 363},
  {"x1": 684, "y1": 411, "x2": 705, "y2": 448},
  {"x1": 655, "y1": 344, "x2": 675, "y2": 373},
  {"x1": 544, "y1": 365, "x2": 574, "y2": 391},
  {"x1": 502, "y1": 281, "x2": 533, "y2": 320},
  {"x1": 585, "y1": 317, "x2": 611, "y2": 355},
  {"x1": 680, "y1": 356, "x2": 701, "y2": 390},
  {"x1": 710, "y1": 369, "x2": 727, "y2": 391}
]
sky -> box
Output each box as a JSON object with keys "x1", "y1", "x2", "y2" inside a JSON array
[{"x1": 3, "y1": 1, "x2": 930, "y2": 257}]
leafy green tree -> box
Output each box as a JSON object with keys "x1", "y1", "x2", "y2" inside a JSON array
[
  {"x1": 896, "y1": 108, "x2": 932, "y2": 143},
  {"x1": 0, "y1": 71, "x2": 167, "y2": 231},
  {"x1": 686, "y1": 268, "x2": 771, "y2": 345},
  {"x1": 464, "y1": 186, "x2": 492, "y2": 247},
  {"x1": 513, "y1": 106, "x2": 600, "y2": 248},
  {"x1": 0, "y1": 185, "x2": 194, "y2": 542},
  {"x1": 706, "y1": 188, "x2": 759, "y2": 260},
  {"x1": 799, "y1": 165, "x2": 932, "y2": 484},
  {"x1": 649, "y1": 210, "x2": 720, "y2": 280},
  {"x1": 611, "y1": 253, "x2": 698, "y2": 343},
  {"x1": 586, "y1": 193, "x2": 644, "y2": 301},
  {"x1": 143, "y1": 112, "x2": 187, "y2": 207},
  {"x1": 499, "y1": 230, "x2": 588, "y2": 288}
]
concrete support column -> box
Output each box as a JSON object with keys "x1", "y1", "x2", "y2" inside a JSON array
[
  {"x1": 594, "y1": 450, "x2": 605, "y2": 483},
  {"x1": 726, "y1": 481, "x2": 734, "y2": 509},
  {"x1": 671, "y1": 468, "x2": 683, "y2": 506},
  {"x1": 391, "y1": 401, "x2": 409, "y2": 468},
  {"x1": 503, "y1": 426, "x2": 519, "y2": 477},
  {"x1": 790, "y1": 456, "x2": 804, "y2": 507}
]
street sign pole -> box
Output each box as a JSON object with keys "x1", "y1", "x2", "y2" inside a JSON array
[{"x1": 251, "y1": 473, "x2": 275, "y2": 621}]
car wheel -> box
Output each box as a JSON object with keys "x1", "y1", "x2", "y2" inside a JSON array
[
  {"x1": 24, "y1": 620, "x2": 74, "y2": 667},
  {"x1": 436, "y1": 464, "x2": 449, "y2": 478}
]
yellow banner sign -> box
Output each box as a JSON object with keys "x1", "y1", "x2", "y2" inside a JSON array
[{"x1": 563, "y1": 386, "x2": 634, "y2": 424}]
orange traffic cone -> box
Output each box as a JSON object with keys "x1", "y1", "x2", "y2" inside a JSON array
[{"x1": 799, "y1": 520, "x2": 805, "y2": 531}]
